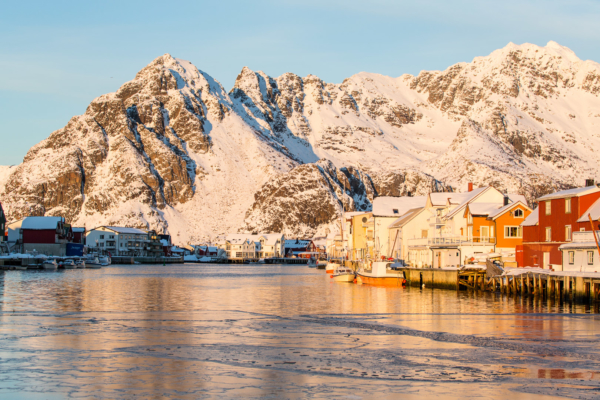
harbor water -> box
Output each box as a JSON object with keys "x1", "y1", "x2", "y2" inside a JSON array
[{"x1": 0, "y1": 263, "x2": 599, "y2": 399}]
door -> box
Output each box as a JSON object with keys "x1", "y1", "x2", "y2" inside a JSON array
[
  {"x1": 480, "y1": 226, "x2": 489, "y2": 243},
  {"x1": 543, "y1": 252, "x2": 550, "y2": 269}
]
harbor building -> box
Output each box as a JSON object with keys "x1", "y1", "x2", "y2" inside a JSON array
[{"x1": 86, "y1": 226, "x2": 163, "y2": 257}]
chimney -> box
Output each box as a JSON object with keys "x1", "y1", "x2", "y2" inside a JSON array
[
  {"x1": 504, "y1": 194, "x2": 509, "y2": 206},
  {"x1": 585, "y1": 179, "x2": 595, "y2": 187},
  {"x1": 468, "y1": 182, "x2": 473, "y2": 192}
]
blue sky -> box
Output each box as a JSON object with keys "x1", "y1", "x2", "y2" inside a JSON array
[{"x1": 1, "y1": 0, "x2": 599, "y2": 165}]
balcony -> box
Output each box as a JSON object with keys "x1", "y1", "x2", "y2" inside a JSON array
[
  {"x1": 428, "y1": 217, "x2": 446, "y2": 226},
  {"x1": 408, "y1": 236, "x2": 496, "y2": 247}
]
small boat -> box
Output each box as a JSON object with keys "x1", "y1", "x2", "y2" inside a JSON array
[
  {"x1": 332, "y1": 265, "x2": 355, "y2": 282},
  {"x1": 75, "y1": 260, "x2": 85, "y2": 269},
  {"x1": 85, "y1": 256, "x2": 103, "y2": 269},
  {"x1": 60, "y1": 259, "x2": 77, "y2": 269},
  {"x1": 14, "y1": 265, "x2": 28, "y2": 271},
  {"x1": 298, "y1": 252, "x2": 320, "y2": 268},
  {"x1": 42, "y1": 260, "x2": 58, "y2": 270},
  {"x1": 356, "y1": 261, "x2": 406, "y2": 286},
  {"x1": 307, "y1": 256, "x2": 318, "y2": 268}
]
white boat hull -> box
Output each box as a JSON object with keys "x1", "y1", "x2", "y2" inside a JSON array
[{"x1": 333, "y1": 274, "x2": 355, "y2": 282}]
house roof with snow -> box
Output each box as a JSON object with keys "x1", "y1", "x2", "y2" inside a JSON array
[
  {"x1": 521, "y1": 207, "x2": 539, "y2": 227},
  {"x1": 21, "y1": 216, "x2": 64, "y2": 230},
  {"x1": 466, "y1": 203, "x2": 503, "y2": 217},
  {"x1": 537, "y1": 186, "x2": 600, "y2": 201},
  {"x1": 285, "y1": 239, "x2": 313, "y2": 248},
  {"x1": 372, "y1": 196, "x2": 427, "y2": 217},
  {"x1": 578, "y1": 197, "x2": 600, "y2": 223},
  {"x1": 445, "y1": 187, "x2": 495, "y2": 218},
  {"x1": 92, "y1": 226, "x2": 148, "y2": 235},
  {"x1": 388, "y1": 208, "x2": 425, "y2": 229},
  {"x1": 488, "y1": 201, "x2": 531, "y2": 220},
  {"x1": 256, "y1": 233, "x2": 284, "y2": 246}
]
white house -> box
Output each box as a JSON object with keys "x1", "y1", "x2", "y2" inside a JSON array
[
  {"x1": 388, "y1": 207, "x2": 428, "y2": 265},
  {"x1": 86, "y1": 226, "x2": 160, "y2": 257},
  {"x1": 255, "y1": 234, "x2": 285, "y2": 258},
  {"x1": 559, "y1": 231, "x2": 600, "y2": 273},
  {"x1": 216, "y1": 234, "x2": 258, "y2": 260},
  {"x1": 371, "y1": 196, "x2": 428, "y2": 258}
]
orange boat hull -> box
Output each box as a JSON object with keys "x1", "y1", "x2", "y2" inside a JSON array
[{"x1": 356, "y1": 273, "x2": 406, "y2": 287}]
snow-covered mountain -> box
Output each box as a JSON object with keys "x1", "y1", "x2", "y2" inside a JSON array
[{"x1": 1, "y1": 41, "x2": 599, "y2": 242}]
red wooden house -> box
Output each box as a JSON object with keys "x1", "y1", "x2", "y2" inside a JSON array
[
  {"x1": 21, "y1": 216, "x2": 73, "y2": 256},
  {"x1": 72, "y1": 227, "x2": 86, "y2": 244},
  {"x1": 521, "y1": 183, "x2": 600, "y2": 268}
]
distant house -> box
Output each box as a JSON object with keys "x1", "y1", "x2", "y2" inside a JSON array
[
  {"x1": 256, "y1": 234, "x2": 285, "y2": 258},
  {"x1": 20, "y1": 216, "x2": 73, "y2": 256},
  {"x1": 195, "y1": 245, "x2": 219, "y2": 257},
  {"x1": 86, "y1": 226, "x2": 163, "y2": 257},
  {"x1": 216, "y1": 234, "x2": 257, "y2": 260},
  {"x1": 72, "y1": 227, "x2": 86, "y2": 244},
  {"x1": 285, "y1": 239, "x2": 316, "y2": 257}
]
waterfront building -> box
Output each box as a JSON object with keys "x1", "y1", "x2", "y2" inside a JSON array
[
  {"x1": 256, "y1": 234, "x2": 285, "y2": 258},
  {"x1": 372, "y1": 196, "x2": 427, "y2": 259},
  {"x1": 402, "y1": 186, "x2": 527, "y2": 267},
  {"x1": 285, "y1": 238, "x2": 316, "y2": 257},
  {"x1": 521, "y1": 183, "x2": 600, "y2": 269},
  {"x1": 559, "y1": 230, "x2": 600, "y2": 272},
  {"x1": 20, "y1": 216, "x2": 73, "y2": 256},
  {"x1": 349, "y1": 212, "x2": 372, "y2": 260},
  {"x1": 86, "y1": 226, "x2": 163, "y2": 257},
  {"x1": 216, "y1": 234, "x2": 257, "y2": 260}
]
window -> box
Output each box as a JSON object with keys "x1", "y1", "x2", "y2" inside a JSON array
[
  {"x1": 120, "y1": 243, "x2": 123, "y2": 247},
  {"x1": 565, "y1": 225, "x2": 572, "y2": 242},
  {"x1": 393, "y1": 209, "x2": 399, "y2": 214},
  {"x1": 545, "y1": 227, "x2": 552, "y2": 242},
  {"x1": 504, "y1": 226, "x2": 522, "y2": 238},
  {"x1": 513, "y1": 209, "x2": 524, "y2": 218},
  {"x1": 421, "y1": 230, "x2": 428, "y2": 238},
  {"x1": 100, "y1": 235, "x2": 104, "y2": 239},
  {"x1": 589, "y1": 251, "x2": 594, "y2": 265},
  {"x1": 546, "y1": 201, "x2": 551, "y2": 215},
  {"x1": 580, "y1": 228, "x2": 585, "y2": 232},
  {"x1": 565, "y1": 198, "x2": 571, "y2": 214},
  {"x1": 568, "y1": 251, "x2": 575, "y2": 264}
]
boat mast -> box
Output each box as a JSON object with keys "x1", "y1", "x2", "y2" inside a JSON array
[{"x1": 340, "y1": 180, "x2": 345, "y2": 260}]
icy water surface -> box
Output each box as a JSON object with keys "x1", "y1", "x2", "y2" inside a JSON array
[{"x1": 0, "y1": 264, "x2": 599, "y2": 399}]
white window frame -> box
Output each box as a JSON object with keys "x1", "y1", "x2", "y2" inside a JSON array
[
  {"x1": 565, "y1": 198, "x2": 571, "y2": 214},
  {"x1": 504, "y1": 226, "x2": 522, "y2": 238},
  {"x1": 546, "y1": 201, "x2": 551, "y2": 215},
  {"x1": 568, "y1": 251, "x2": 575, "y2": 264},
  {"x1": 565, "y1": 225, "x2": 572, "y2": 242},
  {"x1": 545, "y1": 227, "x2": 551, "y2": 242},
  {"x1": 513, "y1": 208, "x2": 524, "y2": 218},
  {"x1": 588, "y1": 251, "x2": 594, "y2": 265}
]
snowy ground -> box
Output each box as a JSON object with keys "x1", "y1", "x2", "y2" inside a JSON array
[{"x1": 0, "y1": 264, "x2": 598, "y2": 399}]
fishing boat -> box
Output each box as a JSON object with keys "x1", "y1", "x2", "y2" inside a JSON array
[
  {"x1": 42, "y1": 260, "x2": 58, "y2": 270},
  {"x1": 332, "y1": 265, "x2": 355, "y2": 282},
  {"x1": 307, "y1": 256, "x2": 318, "y2": 268},
  {"x1": 356, "y1": 261, "x2": 406, "y2": 286}
]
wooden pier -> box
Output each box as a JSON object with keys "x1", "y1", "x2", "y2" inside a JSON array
[{"x1": 263, "y1": 258, "x2": 310, "y2": 265}]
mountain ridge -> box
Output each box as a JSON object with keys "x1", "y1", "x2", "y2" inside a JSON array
[{"x1": 1, "y1": 42, "x2": 599, "y2": 243}]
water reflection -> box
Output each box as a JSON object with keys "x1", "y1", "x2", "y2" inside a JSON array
[{"x1": 0, "y1": 264, "x2": 599, "y2": 399}]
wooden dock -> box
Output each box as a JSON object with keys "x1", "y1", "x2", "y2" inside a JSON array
[{"x1": 263, "y1": 258, "x2": 310, "y2": 265}]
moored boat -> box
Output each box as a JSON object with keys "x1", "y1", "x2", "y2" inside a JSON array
[
  {"x1": 60, "y1": 259, "x2": 77, "y2": 269},
  {"x1": 85, "y1": 256, "x2": 103, "y2": 269},
  {"x1": 42, "y1": 260, "x2": 58, "y2": 270},
  {"x1": 356, "y1": 261, "x2": 406, "y2": 286},
  {"x1": 332, "y1": 265, "x2": 355, "y2": 282}
]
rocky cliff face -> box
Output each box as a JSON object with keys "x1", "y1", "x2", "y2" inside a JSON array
[{"x1": 1, "y1": 41, "x2": 600, "y2": 242}]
